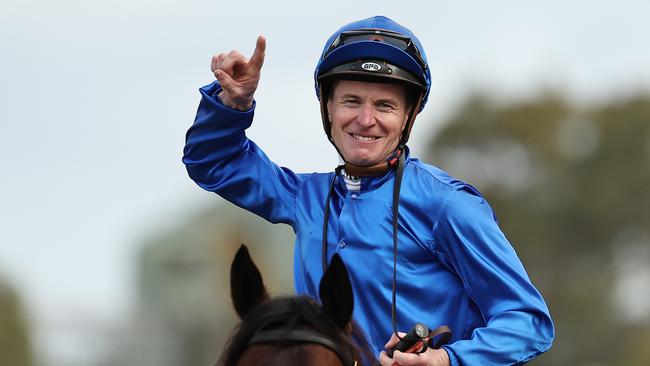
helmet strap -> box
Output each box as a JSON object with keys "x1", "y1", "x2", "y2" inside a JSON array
[
  {"x1": 399, "y1": 91, "x2": 423, "y2": 146},
  {"x1": 342, "y1": 147, "x2": 403, "y2": 177}
]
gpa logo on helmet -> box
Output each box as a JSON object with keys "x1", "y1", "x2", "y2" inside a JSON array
[{"x1": 361, "y1": 62, "x2": 381, "y2": 72}]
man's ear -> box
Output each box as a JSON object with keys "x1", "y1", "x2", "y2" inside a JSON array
[
  {"x1": 326, "y1": 98, "x2": 333, "y2": 124},
  {"x1": 319, "y1": 254, "x2": 354, "y2": 330},
  {"x1": 230, "y1": 244, "x2": 269, "y2": 319}
]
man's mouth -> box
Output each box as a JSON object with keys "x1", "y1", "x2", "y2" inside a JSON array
[{"x1": 350, "y1": 133, "x2": 379, "y2": 142}]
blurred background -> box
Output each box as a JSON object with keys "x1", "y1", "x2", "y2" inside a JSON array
[{"x1": 1, "y1": 1, "x2": 649, "y2": 365}]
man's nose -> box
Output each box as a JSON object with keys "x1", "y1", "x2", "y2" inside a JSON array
[{"x1": 356, "y1": 103, "x2": 375, "y2": 127}]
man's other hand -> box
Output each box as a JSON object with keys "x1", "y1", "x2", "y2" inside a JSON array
[{"x1": 379, "y1": 332, "x2": 451, "y2": 366}]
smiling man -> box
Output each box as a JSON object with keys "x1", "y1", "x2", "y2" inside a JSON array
[
  {"x1": 328, "y1": 80, "x2": 411, "y2": 167},
  {"x1": 183, "y1": 16, "x2": 554, "y2": 366}
]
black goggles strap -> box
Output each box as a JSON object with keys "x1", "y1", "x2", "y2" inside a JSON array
[
  {"x1": 391, "y1": 151, "x2": 406, "y2": 338},
  {"x1": 322, "y1": 165, "x2": 344, "y2": 273},
  {"x1": 389, "y1": 153, "x2": 453, "y2": 348},
  {"x1": 321, "y1": 152, "x2": 405, "y2": 335},
  {"x1": 324, "y1": 29, "x2": 427, "y2": 72}
]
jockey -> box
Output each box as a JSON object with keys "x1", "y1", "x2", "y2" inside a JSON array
[{"x1": 183, "y1": 15, "x2": 554, "y2": 366}]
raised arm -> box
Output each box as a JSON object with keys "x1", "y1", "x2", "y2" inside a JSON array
[{"x1": 183, "y1": 37, "x2": 302, "y2": 226}]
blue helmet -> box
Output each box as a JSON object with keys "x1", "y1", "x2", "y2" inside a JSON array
[{"x1": 314, "y1": 16, "x2": 431, "y2": 145}]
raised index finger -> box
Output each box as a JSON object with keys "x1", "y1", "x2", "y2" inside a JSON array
[{"x1": 248, "y1": 35, "x2": 266, "y2": 70}]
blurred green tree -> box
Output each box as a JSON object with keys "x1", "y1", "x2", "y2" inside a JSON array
[
  {"x1": 424, "y1": 92, "x2": 650, "y2": 365},
  {"x1": 0, "y1": 276, "x2": 33, "y2": 366}
]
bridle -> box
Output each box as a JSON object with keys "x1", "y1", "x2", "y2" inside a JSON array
[
  {"x1": 246, "y1": 301, "x2": 357, "y2": 366},
  {"x1": 249, "y1": 329, "x2": 356, "y2": 366}
]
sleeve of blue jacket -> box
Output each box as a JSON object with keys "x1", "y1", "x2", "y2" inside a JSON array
[
  {"x1": 436, "y1": 188, "x2": 555, "y2": 365},
  {"x1": 182, "y1": 81, "x2": 301, "y2": 227}
]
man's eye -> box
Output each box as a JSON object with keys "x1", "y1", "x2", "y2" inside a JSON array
[
  {"x1": 342, "y1": 99, "x2": 360, "y2": 105},
  {"x1": 378, "y1": 103, "x2": 396, "y2": 110}
]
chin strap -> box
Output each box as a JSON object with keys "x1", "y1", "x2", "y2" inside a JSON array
[{"x1": 343, "y1": 148, "x2": 403, "y2": 177}]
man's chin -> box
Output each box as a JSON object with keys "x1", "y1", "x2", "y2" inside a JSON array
[
  {"x1": 340, "y1": 149, "x2": 387, "y2": 167},
  {"x1": 344, "y1": 157, "x2": 381, "y2": 167}
]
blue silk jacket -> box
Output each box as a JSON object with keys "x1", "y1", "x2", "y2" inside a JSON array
[{"x1": 183, "y1": 81, "x2": 554, "y2": 365}]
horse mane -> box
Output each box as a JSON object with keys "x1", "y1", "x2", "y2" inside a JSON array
[{"x1": 217, "y1": 295, "x2": 376, "y2": 366}]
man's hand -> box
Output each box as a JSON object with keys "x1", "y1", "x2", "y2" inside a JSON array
[
  {"x1": 379, "y1": 332, "x2": 451, "y2": 366},
  {"x1": 211, "y1": 35, "x2": 266, "y2": 111}
]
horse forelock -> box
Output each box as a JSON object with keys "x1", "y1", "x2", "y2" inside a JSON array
[
  {"x1": 217, "y1": 296, "x2": 372, "y2": 366},
  {"x1": 237, "y1": 343, "x2": 344, "y2": 366}
]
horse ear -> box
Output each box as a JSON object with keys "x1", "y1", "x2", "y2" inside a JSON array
[
  {"x1": 319, "y1": 254, "x2": 354, "y2": 330},
  {"x1": 230, "y1": 244, "x2": 269, "y2": 319}
]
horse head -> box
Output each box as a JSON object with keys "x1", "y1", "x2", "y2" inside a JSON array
[{"x1": 217, "y1": 244, "x2": 373, "y2": 366}]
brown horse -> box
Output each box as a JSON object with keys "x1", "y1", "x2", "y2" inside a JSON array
[{"x1": 216, "y1": 245, "x2": 377, "y2": 366}]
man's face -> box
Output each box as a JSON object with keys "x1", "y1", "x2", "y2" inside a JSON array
[{"x1": 327, "y1": 80, "x2": 410, "y2": 167}]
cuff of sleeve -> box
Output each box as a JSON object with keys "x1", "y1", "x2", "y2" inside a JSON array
[
  {"x1": 200, "y1": 80, "x2": 256, "y2": 114},
  {"x1": 442, "y1": 346, "x2": 460, "y2": 366}
]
